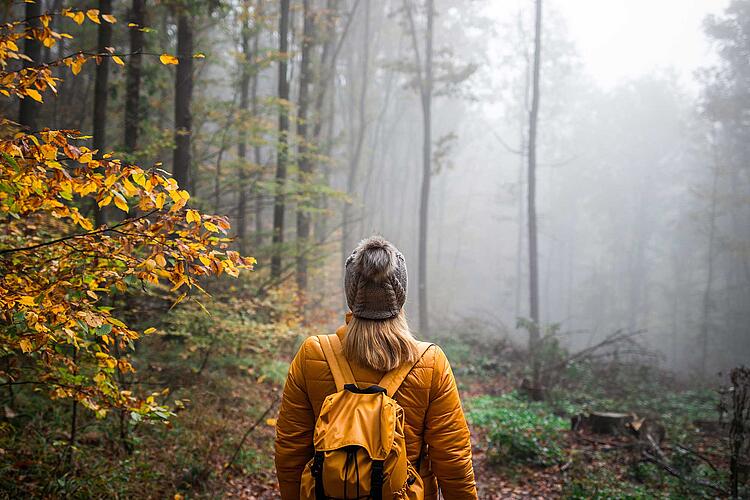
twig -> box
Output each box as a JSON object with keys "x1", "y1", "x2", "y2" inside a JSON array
[
  {"x1": 223, "y1": 392, "x2": 280, "y2": 475},
  {"x1": 642, "y1": 452, "x2": 729, "y2": 496},
  {"x1": 0, "y1": 209, "x2": 158, "y2": 255}
]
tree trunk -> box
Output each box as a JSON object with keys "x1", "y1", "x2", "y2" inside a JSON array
[
  {"x1": 527, "y1": 0, "x2": 543, "y2": 385},
  {"x1": 125, "y1": 0, "x2": 146, "y2": 153},
  {"x1": 342, "y1": 1, "x2": 370, "y2": 268},
  {"x1": 237, "y1": 2, "x2": 252, "y2": 255},
  {"x1": 417, "y1": 0, "x2": 434, "y2": 335},
  {"x1": 271, "y1": 0, "x2": 291, "y2": 279},
  {"x1": 296, "y1": 0, "x2": 315, "y2": 294},
  {"x1": 700, "y1": 150, "x2": 720, "y2": 377},
  {"x1": 93, "y1": 0, "x2": 113, "y2": 227},
  {"x1": 251, "y1": 14, "x2": 264, "y2": 251},
  {"x1": 173, "y1": 13, "x2": 193, "y2": 189},
  {"x1": 18, "y1": 0, "x2": 42, "y2": 130}
]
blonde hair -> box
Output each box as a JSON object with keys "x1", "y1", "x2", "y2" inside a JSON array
[{"x1": 342, "y1": 310, "x2": 419, "y2": 372}]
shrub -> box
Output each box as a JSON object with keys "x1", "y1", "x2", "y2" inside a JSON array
[{"x1": 467, "y1": 392, "x2": 567, "y2": 466}]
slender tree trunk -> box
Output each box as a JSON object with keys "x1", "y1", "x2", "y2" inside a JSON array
[
  {"x1": 296, "y1": 0, "x2": 315, "y2": 294},
  {"x1": 251, "y1": 16, "x2": 264, "y2": 251},
  {"x1": 18, "y1": 0, "x2": 42, "y2": 130},
  {"x1": 92, "y1": 0, "x2": 113, "y2": 227},
  {"x1": 342, "y1": 1, "x2": 370, "y2": 267},
  {"x1": 173, "y1": 14, "x2": 193, "y2": 189},
  {"x1": 417, "y1": 0, "x2": 434, "y2": 335},
  {"x1": 271, "y1": 0, "x2": 291, "y2": 279},
  {"x1": 700, "y1": 156, "x2": 720, "y2": 377},
  {"x1": 237, "y1": 3, "x2": 252, "y2": 255},
  {"x1": 125, "y1": 0, "x2": 146, "y2": 153},
  {"x1": 527, "y1": 0, "x2": 543, "y2": 386}
]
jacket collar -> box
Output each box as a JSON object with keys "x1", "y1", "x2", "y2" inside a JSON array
[{"x1": 335, "y1": 312, "x2": 353, "y2": 340}]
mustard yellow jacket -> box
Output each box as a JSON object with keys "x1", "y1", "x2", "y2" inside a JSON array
[{"x1": 274, "y1": 316, "x2": 478, "y2": 499}]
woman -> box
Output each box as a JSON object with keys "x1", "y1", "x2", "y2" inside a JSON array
[{"x1": 275, "y1": 236, "x2": 477, "y2": 499}]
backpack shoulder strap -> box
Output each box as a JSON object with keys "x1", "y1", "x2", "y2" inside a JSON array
[
  {"x1": 319, "y1": 334, "x2": 356, "y2": 392},
  {"x1": 379, "y1": 341, "x2": 434, "y2": 397}
]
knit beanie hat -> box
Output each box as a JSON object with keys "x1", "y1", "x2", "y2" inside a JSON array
[{"x1": 344, "y1": 236, "x2": 408, "y2": 320}]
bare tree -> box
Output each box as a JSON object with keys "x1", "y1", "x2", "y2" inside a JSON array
[
  {"x1": 404, "y1": 0, "x2": 434, "y2": 334},
  {"x1": 93, "y1": 0, "x2": 113, "y2": 227},
  {"x1": 271, "y1": 0, "x2": 291, "y2": 279},
  {"x1": 236, "y1": 1, "x2": 253, "y2": 255},
  {"x1": 18, "y1": 0, "x2": 41, "y2": 130},
  {"x1": 527, "y1": 0, "x2": 543, "y2": 384},
  {"x1": 173, "y1": 12, "x2": 194, "y2": 189},
  {"x1": 342, "y1": 0, "x2": 371, "y2": 268},
  {"x1": 296, "y1": 0, "x2": 316, "y2": 293},
  {"x1": 125, "y1": 0, "x2": 146, "y2": 153}
]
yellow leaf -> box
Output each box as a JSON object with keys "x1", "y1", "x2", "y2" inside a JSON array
[
  {"x1": 186, "y1": 209, "x2": 200, "y2": 224},
  {"x1": 26, "y1": 89, "x2": 43, "y2": 103},
  {"x1": 79, "y1": 152, "x2": 93, "y2": 164},
  {"x1": 68, "y1": 11, "x2": 85, "y2": 25},
  {"x1": 144, "y1": 327, "x2": 157, "y2": 335},
  {"x1": 86, "y1": 9, "x2": 100, "y2": 24},
  {"x1": 266, "y1": 418, "x2": 277, "y2": 427},
  {"x1": 155, "y1": 254, "x2": 167, "y2": 267},
  {"x1": 18, "y1": 296, "x2": 36, "y2": 306},
  {"x1": 114, "y1": 194, "x2": 129, "y2": 213},
  {"x1": 19, "y1": 338, "x2": 33, "y2": 353},
  {"x1": 112, "y1": 55, "x2": 124, "y2": 66},
  {"x1": 160, "y1": 53, "x2": 179, "y2": 65},
  {"x1": 203, "y1": 221, "x2": 219, "y2": 233},
  {"x1": 71, "y1": 59, "x2": 83, "y2": 75},
  {"x1": 132, "y1": 172, "x2": 147, "y2": 187},
  {"x1": 154, "y1": 192, "x2": 166, "y2": 209},
  {"x1": 98, "y1": 195, "x2": 112, "y2": 208},
  {"x1": 199, "y1": 255, "x2": 211, "y2": 267},
  {"x1": 121, "y1": 177, "x2": 138, "y2": 196},
  {"x1": 102, "y1": 13, "x2": 117, "y2": 23},
  {"x1": 79, "y1": 217, "x2": 94, "y2": 231}
]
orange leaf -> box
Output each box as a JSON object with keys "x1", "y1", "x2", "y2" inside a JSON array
[{"x1": 160, "y1": 53, "x2": 178, "y2": 65}]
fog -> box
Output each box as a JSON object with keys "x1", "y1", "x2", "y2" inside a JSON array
[{"x1": 315, "y1": 0, "x2": 749, "y2": 375}]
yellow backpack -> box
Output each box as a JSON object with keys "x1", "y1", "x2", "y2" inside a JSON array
[{"x1": 300, "y1": 334, "x2": 433, "y2": 500}]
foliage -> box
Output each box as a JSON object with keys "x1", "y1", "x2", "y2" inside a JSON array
[
  {"x1": 0, "y1": 9, "x2": 252, "y2": 419},
  {"x1": 467, "y1": 392, "x2": 567, "y2": 466}
]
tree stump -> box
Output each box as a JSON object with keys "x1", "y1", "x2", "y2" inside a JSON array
[{"x1": 572, "y1": 412, "x2": 633, "y2": 435}]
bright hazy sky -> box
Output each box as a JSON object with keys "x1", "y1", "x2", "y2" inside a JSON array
[{"x1": 487, "y1": 0, "x2": 731, "y2": 90}]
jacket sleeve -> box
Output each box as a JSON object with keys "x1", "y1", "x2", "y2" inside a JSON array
[
  {"x1": 275, "y1": 337, "x2": 316, "y2": 499},
  {"x1": 423, "y1": 346, "x2": 478, "y2": 499}
]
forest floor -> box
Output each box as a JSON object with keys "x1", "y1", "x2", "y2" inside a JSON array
[{"x1": 1, "y1": 304, "x2": 737, "y2": 499}]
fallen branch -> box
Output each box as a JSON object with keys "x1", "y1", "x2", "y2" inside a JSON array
[
  {"x1": 223, "y1": 392, "x2": 280, "y2": 475},
  {"x1": 642, "y1": 451, "x2": 728, "y2": 496}
]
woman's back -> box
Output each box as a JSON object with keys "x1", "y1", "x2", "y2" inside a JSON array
[{"x1": 274, "y1": 237, "x2": 477, "y2": 499}]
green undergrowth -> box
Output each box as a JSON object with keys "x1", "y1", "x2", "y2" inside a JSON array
[{"x1": 467, "y1": 392, "x2": 568, "y2": 467}]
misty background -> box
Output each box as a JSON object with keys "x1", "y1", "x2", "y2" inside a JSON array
[{"x1": 313, "y1": 0, "x2": 746, "y2": 375}]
